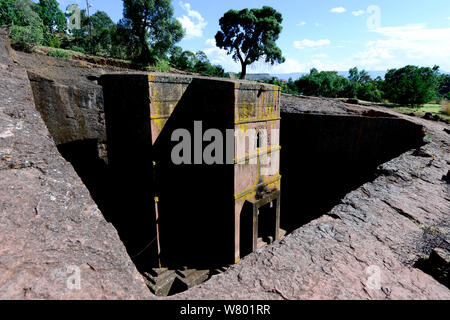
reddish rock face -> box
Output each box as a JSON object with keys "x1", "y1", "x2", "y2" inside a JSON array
[
  {"x1": 0, "y1": 28, "x2": 152, "y2": 300},
  {"x1": 1, "y1": 24, "x2": 449, "y2": 300},
  {"x1": 174, "y1": 98, "x2": 450, "y2": 300}
]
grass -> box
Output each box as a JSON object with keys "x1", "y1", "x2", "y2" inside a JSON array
[
  {"x1": 48, "y1": 48, "x2": 70, "y2": 59},
  {"x1": 337, "y1": 97, "x2": 450, "y2": 123},
  {"x1": 35, "y1": 45, "x2": 133, "y2": 64},
  {"x1": 392, "y1": 103, "x2": 450, "y2": 123}
]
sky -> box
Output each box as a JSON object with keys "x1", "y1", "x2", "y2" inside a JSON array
[{"x1": 55, "y1": 0, "x2": 450, "y2": 73}]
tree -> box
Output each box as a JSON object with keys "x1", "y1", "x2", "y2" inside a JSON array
[
  {"x1": 215, "y1": 6, "x2": 285, "y2": 79},
  {"x1": 0, "y1": 0, "x2": 15, "y2": 26},
  {"x1": 437, "y1": 74, "x2": 450, "y2": 99},
  {"x1": 169, "y1": 47, "x2": 197, "y2": 71},
  {"x1": 384, "y1": 65, "x2": 440, "y2": 107},
  {"x1": 109, "y1": 18, "x2": 136, "y2": 59},
  {"x1": 295, "y1": 68, "x2": 348, "y2": 98},
  {"x1": 65, "y1": 9, "x2": 116, "y2": 56},
  {"x1": 122, "y1": 0, "x2": 184, "y2": 63},
  {"x1": 168, "y1": 48, "x2": 226, "y2": 77},
  {"x1": 356, "y1": 82, "x2": 382, "y2": 102},
  {"x1": 348, "y1": 67, "x2": 371, "y2": 84},
  {"x1": 345, "y1": 67, "x2": 381, "y2": 101},
  {"x1": 1, "y1": 0, "x2": 44, "y2": 52},
  {"x1": 265, "y1": 77, "x2": 299, "y2": 95},
  {"x1": 0, "y1": 0, "x2": 42, "y2": 27},
  {"x1": 38, "y1": 0, "x2": 66, "y2": 33},
  {"x1": 9, "y1": 24, "x2": 44, "y2": 52},
  {"x1": 89, "y1": 11, "x2": 115, "y2": 55}
]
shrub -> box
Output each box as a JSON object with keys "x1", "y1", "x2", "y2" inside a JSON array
[
  {"x1": 442, "y1": 100, "x2": 450, "y2": 116},
  {"x1": 154, "y1": 59, "x2": 171, "y2": 73},
  {"x1": 384, "y1": 65, "x2": 440, "y2": 107},
  {"x1": 44, "y1": 31, "x2": 61, "y2": 48},
  {"x1": 68, "y1": 46, "x2": 85, "y2": 54},
  {"x1": 9, "y1": 25, "x2": 44, "y2": 52},
  {"x1": 48, "y1": 48, "x2": 70, "y2": 59}
]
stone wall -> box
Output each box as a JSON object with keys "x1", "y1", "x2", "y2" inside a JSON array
[{"x1": 0, "y1": 27, "x2": 151, "y2": 300}]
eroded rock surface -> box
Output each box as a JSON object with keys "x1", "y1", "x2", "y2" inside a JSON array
[
  {"x1": 176, "y1": 97, "x2": 450, "y2": 300},
  {"x1": 1, "y1": 25, "x2": 449, "y2": 300},
  {"x1": 0, "y1": 28, "x2": 152, "y2": 300}
]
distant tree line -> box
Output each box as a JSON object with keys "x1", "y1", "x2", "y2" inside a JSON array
[
  {"x1": 0, "y1": 0, "x2": 228, "y2": 76},
  {"x1": 265, "y1": 66, "x2": 450, "y2": 107},
  {"x1": 168, "y1": 48, "x2": 227, "y2": 77},
  {"x1": 0, "y1": 1, "x2": 287, "y2": 79}
]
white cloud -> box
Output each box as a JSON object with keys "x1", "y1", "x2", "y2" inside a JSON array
[
  {"x1": 350, "y1": 24, "x2": 450, "y2": 70},
  {"x1": 315, "y1": 23, "x2": 320, "y2": 27},
  {"x1": 330, "y1": 7, "x2": 347, "y2": 13},
  {"x1": 352, "y1": 10, "x2": 366, "y2": 16},
  {"x1": 297, "y1": 21, "x2": 307, "y2": 26},
  {"x1": 294, "y1": 39, "x2": 331, "y2": 49},
  {"x1": 177, "y1": 2, "x2": 207, "y2": 39},
  {"x1": 203, "y1": 38, "x2": 241, "y2": 72},
  {"x1": 268, "y1": 58, "x2": 308, "y2": 73}
]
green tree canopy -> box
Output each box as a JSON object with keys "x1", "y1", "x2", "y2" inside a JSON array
[
  {"x1": 169, "y1": 47, "x2": 226, "y2": 77},
  {"x1": 0, "y1": 0, "x2": 42, "y2": 27},
  {"x1": 0, "y1": 0, "x2": 16, "y2": 26},
  {"x1": 38, "y1": 0, "x2": 66, "y2": 33},
  {"x1": 295, "y1": 68, "x2": 348, "y2": 98},
  {"x1": 122, "y1": 0, "x2": 184, "y2": 63},
  {"x1": 1, "y1": 0, "x2": 44, "y2": 52},
  {"x1": 437, "y1": 73, "x2": 450, "y2": 99},
  {"x1": 384, "y1": 65, "x2": 440, "y2": 107},
  {"x1": 215, "y1": 6, "x2": 285, "y2": 79},
  {"x1": 348, "y1": 67, "x2": 371, "y2": 84}
]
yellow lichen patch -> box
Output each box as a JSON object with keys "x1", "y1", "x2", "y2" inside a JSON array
[{"x1": 151, "y1": 118, "x2": 168, "y2": 132}]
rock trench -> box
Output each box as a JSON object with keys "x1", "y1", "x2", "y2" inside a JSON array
[{"x1": 1, "y1": 28, "x2": 449, "y2": 299}]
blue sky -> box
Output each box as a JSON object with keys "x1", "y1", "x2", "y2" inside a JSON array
[{"x1": 55, "y1": 0, "x2": 450, "y2": 73}]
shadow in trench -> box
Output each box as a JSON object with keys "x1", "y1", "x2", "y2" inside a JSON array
[
  {"x1": 280, "y1": 113, "x2": 425, "y2": 233},
  {"x1": 57, "y1": 139, "x2": 112, "y2": 221}
]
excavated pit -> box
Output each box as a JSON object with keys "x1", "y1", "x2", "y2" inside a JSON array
[
  {"x1": 23, "y1": 65, "x2": 428, "y2": 296},
  {"x1": 46, "y1": 111, "x2": 425, "y2": 296},
  {"x1": 4, "y1": 29, "x2": 448, "y2": 299},
  {"x1": 280, "y1": 112, "x2": 425, "y2": 233}
]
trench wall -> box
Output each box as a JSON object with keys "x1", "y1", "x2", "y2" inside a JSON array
[{"x1": 280, "y1": 112, "x2": 425, "y2": 231}]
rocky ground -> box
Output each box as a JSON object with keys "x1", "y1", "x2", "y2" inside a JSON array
[
  {"x1": 1, "y1": 26, "x2": 449, "y2": 299},
  {"x1": 175, "y1": 97, "x2": 450, "y2": 300},
  {"x1": 0, "y1": 28, "x2": 152, "y2": 300}
]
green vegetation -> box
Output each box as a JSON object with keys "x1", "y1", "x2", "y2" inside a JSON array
[
  {"x1": 122, "y1": 0, "x2": 183, "y2": 63},
  {"x1": 215, "y1": 6, "x2": 285, "y2": 79},
  {"x1": 9, "y1": 24, "x2": 43, "y2": 52},
  {"x1": 48, "y1": 48, "x2": 69, "y2": 59},
  {"x1": 265, "y1": 67, "x2": 383, "y2": 103},
  {"x1": 384, "y1": 65, "x2": 440, "y2": 107},
  {"x1": 0, "y1": 0, "x2": 233, "y2": 76},
  {"x1": 169, "y1": 48, "x2": 226, "y2": 77},
  {"x1": 1, "y1": 0, "x2": 45, "y2": 51},
  {"x1": 1, "y1": 0, "x2": 448, "y2": 111},
  {"x1": 264, "y1": 65, "x2": 448, "y2": 116},
  {"x1": 264, "y1": 78, "x2": 298, "y2": 95},
  {"x1": 391, "y1": 103, "x2": 450, "y2": 123}
]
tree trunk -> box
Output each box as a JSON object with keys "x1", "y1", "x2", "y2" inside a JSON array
[{"x1": 240, "y1": 63, "x2": 247, "y2": 80}]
